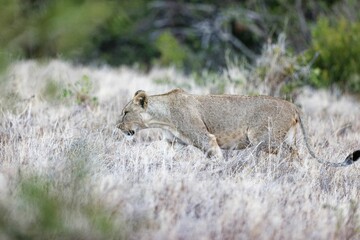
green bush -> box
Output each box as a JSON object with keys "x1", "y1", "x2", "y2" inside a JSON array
[
  {"x1": 155, "y1": 31, "x2": 188, "y2": 67},
  {"x1": 0, "y1": 0, "x2": 112, "y2": 59},
  {"x1": 309, "y1": 17, "x2": 360, "y2": 93},
  {"x1": 249, "y1": 34, "x2": 310, "y2": 98},
  {"x1": 62, "y1": 75, "x2": 98, "y2": 107}
]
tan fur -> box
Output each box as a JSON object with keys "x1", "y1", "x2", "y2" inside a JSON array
[{"x1": 117, "y1": 89, "x2": 360, "y2": 166}]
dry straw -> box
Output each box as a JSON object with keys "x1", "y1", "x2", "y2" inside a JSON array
[{"x1": 0, "y1": 60, "x2": 359, "y2": 239}]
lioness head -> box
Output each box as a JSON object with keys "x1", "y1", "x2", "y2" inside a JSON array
[{"x1": 117, "y1": 90, "x2": 148, "y2": 136}]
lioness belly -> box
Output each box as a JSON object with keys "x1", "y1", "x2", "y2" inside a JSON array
[{"x1": 215, "y1": 131, "x2": 251, "y2": 150}]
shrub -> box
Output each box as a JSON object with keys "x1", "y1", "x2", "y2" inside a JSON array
[
  {"x1": 0, "y1": 0, "x2": 112, "y2": 59},
  {"x1": 309, "y1": 17, "x2": 360, "y2": 93},
  {"x1": 62, "y1": 75, "x2": 98, "y2": 108},
  {"x1": 248, "y1": 34, "x2": 309, "y2": 98},
  {"x1": 155, "y1": 31, "x2": 188, "y2": 67}
]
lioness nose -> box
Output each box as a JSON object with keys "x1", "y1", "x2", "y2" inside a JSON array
[{"x1": 126, "y1": 130, "x2": 135, "y2": 136}]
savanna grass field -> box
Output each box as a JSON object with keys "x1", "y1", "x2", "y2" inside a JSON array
[{"x1": 0, "y1": 59, "x2": 359, "y2": 239}]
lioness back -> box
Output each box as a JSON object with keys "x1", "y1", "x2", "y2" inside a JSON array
[{"x1": 189, "y1": 94, "x2": 299, "y2": 150}]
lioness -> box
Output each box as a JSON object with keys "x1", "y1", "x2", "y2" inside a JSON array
[{"x1": 117, "y1": 89, "x2": 360, "y2": 167}]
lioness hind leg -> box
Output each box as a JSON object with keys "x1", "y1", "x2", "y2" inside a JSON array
[
  {"x1": 279, "y1": 142, "x2": 300, "y2": 160},
  {"x1": 283, "y1": 124, "x2": 300, "y2": 160},
  {"x1": 247, "y1": 128, "x2": 279, "y2": 156},
  {"x1": 255, "y1": 141, "x2": 279, "y2": 157}
]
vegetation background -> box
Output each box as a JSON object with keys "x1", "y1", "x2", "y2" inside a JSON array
[{"x1": 0, "y1": 0, "x2": 360, "y2": 239}]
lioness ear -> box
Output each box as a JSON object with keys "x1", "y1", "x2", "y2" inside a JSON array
[{"x1": 133, "y1": 90, "x2": 148, "y2": 109}]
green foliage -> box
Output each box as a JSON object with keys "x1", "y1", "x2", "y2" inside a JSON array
[
  {"x1": 41, "y1": 75, "x2": 98, "y2": 107},
  {"x1": 193, "y1": 70, "x2": 229, "y2": 94},
  {"x1": 1, "y1": 0, "x2": 359, "y2": 76},
  {"x1": 155, "y1": 31, "x2": 188, "y2": 67},
  {"x1": 0, "y1": 0, "x2": 112, "y2": 63},
  {"x1": 42, "y1": 79, "x2": 63, "y2": 103},
  {"x1": 62, "y1": 75, "x2": 98, "y2": 107},
  {"x1": 309, "y1": 17, "x2": 360, "y2": 93},
  {"x1": 88, "y1": 0, "x2": 160, "y2": 66},
  {"x1": 250, "y1": 34, "x2": 309, "y2": 97},
  {"x1": 20, "y1": 179, "x2": 63, "y2": 234},
  {"x1": 308, "y1": 67, "x2": 322, "y2": 88},
  {"x1": 0, "y1": 175, "x2": 123, "y2": 239}
]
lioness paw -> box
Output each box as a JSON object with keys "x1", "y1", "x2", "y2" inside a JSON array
[{"x1": 206, "y1": 146, "x2": 223, "y2": 160}]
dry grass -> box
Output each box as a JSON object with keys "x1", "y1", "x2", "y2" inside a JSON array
[{"x1": 0, "y1": 60, "x2": 360, "y2": 239}]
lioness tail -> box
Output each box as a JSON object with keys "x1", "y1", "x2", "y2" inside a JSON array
[{"x1": 298, "y1": 115, "x2": 360, "y2": 167}]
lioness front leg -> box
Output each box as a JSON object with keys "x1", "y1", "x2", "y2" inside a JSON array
[
  {"x1": 171, "y1": 107, "x2": 223, "y2": 159},
  {"x1": 179, "y1": 129, "x2": 223, "y2": 159},
  {"x1": 202, "y1": 133, "x2": 223, "y2": 159}
]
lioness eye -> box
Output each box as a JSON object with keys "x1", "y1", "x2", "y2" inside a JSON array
[{"x1": 124, "y1": 111, "x2": 129, "y2": 115}]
